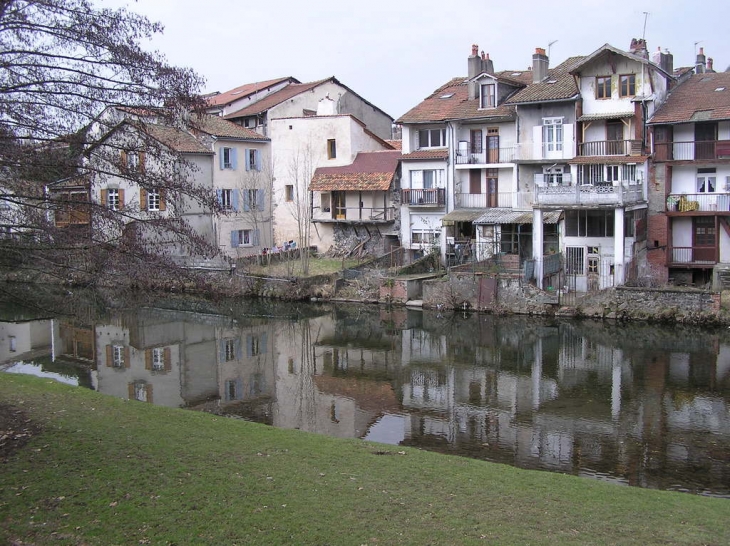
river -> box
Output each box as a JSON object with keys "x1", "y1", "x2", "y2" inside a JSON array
[{"x1": 2, "y1": 294, "x2": 729, "y2": 497}]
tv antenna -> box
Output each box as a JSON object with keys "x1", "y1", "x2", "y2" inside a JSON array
[
  {"x1": 548, "y1": 40, "x2": 558, "y2": 59},
  {"x1": 642, "y1": 12, "x2": 649, "y2": 40}
]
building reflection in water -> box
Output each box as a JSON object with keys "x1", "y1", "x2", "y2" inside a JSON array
[{"x1": 4, "y1": 301, "x2": 729, "y2": 497}]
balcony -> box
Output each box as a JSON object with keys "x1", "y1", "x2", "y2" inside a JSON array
[
  {"x1": 578, "y1": 139, "x2": 642, "y2": 157},
  {"x1": 455, "y1": 143, "x2": 519, "y2": 165},
  {"x1": 535, "y1": 182, "x2": 643, "y2": 207},
  {"x1": 666, "y1": 193, "x2": 730, "y2": 213},
  {"x1": 534, "y1": 173, "x2": 573, "y2": 186},
  {"x1": 312, "y1": 206, "x2": 396, "y2": 223},
  {"x1": 668, "y1": 246, "x2": 717, "y2": 266},
  {"x1": 401, "y1": 188, "x2": 446, "y2": 207},
  {"x1": 454, "y1": 191, "x2": 533, "y2": 209},
  {"x1": 654, "y1": 140, "x2": 730, "y2": 162}
]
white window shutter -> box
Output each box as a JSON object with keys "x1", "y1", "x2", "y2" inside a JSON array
[
  {"x1": 532, "y1": 126, "x2": 543, "y2": 160},
  {"x1": 563, "y1": 124, "x2": 574, "y2": 159}
]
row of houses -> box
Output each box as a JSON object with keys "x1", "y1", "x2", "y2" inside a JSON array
[{"x1": 10, "y1": 39, "x2": 730, "y2": 290}]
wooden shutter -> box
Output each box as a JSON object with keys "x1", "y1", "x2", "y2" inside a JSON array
[
  {"x1": 219, "y1": 148, "x2": 226, "y2": 170},
  {"x1": 139, "y1": 188, "x2": 148, "y2": 210},
  {"x1": 235, "y1": 338, "x2": 242, "y2": 360},
  {"x1": 230, "y1": 230, "x2": 239, "y2": 248},
  {"x1": 164, "y1": 348, "x2": 172, "y2": 372},
  {"x1": 145, "y1": 349, "x2": 152, "y2": 370},
  {"x1": 260, "y1": 332, "x2": 268, "y2": 354},
  {"x1": 124, "y1": 347, "x2": 131, "y2": 368},
  {"x1": 120, "y1": 150, "x2": 128, "y2": 172},
  {"x1": 218, "y1": 340, "x2": 226, "y2": 362},
  {"x1": 101, "y1": 189, "x2": 108, "y2": 208},
  {"x1": 128, "y1": 382, "x2": 135, "y2": 400},
  {"x1": 159, "y1": 189, "x2": 166, "y2": 211},
  {"x1": 139, "y1": 152, "x2": 146, "y2": 173},
  {"x1": 256, "y1": 189, "x2": 265, "y2": 211},
  {"x1": 246, "y1": 334, "x2": 252, "y2": 357},
  {"x1": 253, "y1": 229, "x2": 260, "y2": 246},
  {"x1": 243, "y1": 190, "x2": 251, "y2": 212},
  {"x1": 118, "y1": 188, "x2": 125, "y2": 210},
  {"x1": 254, "y1": 149, "x2": 261, "y2": 171},
  {"x1": 216, "y1": 189, "x2": 223, "y2": 206},
  {"x1": 106, "y1": 345, "x2": 112, "y2": 367},
  {"x1": 232, "y1": 189, "x2": 240, "y2": 212},
  {"x1": 245, "y1": 149, "x2": 251, "y2": 171},
  {"x1": 230, "y1": 148, "x2": 238, "y2": 170},
  {"x1": 145, "y1": 384, "x2": 153, "y2": 404}
]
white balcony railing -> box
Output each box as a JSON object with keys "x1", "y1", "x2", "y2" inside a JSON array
[
  {"x1": 535, "y1": 182, "x2": 643, "y2": 207},
  {"x1": 666, "y1": 193, "x2": 730, "y2": 212},
  {"x1": 454, "y1": 191, "x2": 533, "y2": 210}
]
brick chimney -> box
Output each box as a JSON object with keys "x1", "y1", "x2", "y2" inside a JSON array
[
  {"x1": 696, "y1": 47, "x2": 706, "y2": 74},
  {"x1": 707, "y1": 57, "x2": 715, "y2": 73},
  {"x1": 468, "y1": 45, "x2": 495, "y2": 100},
  {"x1": 652, "y1": 46, "x2": 674, "y2": 75},
  {"x1": 629, "y1": 38, "x2": 648, "y2": 59},
  {"x1": 532, "y1": 47, "x2": 549, "y2": 83}
]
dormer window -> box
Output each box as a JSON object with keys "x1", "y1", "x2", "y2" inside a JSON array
[
  {"x1": 480, "y1": 83, "x2": 496, "y2": 108},
  {"x1": 418, "y1": 128, "x2": 446, "y2": 149}
]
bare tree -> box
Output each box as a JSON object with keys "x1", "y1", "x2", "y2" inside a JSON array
[
  {"x1": 286, "y1": 143, "x2": 315, "y2": 275},
  {"x1": 235, "y1": 156, "x2": 273, "y2": 264},
  {"x1": 0, "y1": 0, "x2": 214, "y2": 291}
]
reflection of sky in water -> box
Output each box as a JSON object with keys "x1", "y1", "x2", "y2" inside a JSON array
[
  {"x1": 5, "y1": 362, "x2": 79, "y2": 386},
  {"x1": 363, "y1": 414, "x2": 406, "y2": 444}
]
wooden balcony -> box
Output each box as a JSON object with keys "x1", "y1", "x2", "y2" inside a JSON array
[
  {"x1": 654, "y1": 140, "x2": 730, "y2": 162},
  {"x1": 668, "y1": 246, "x2": 717, "y2": 266},
  {"x1": 535, "y1": 182, "x2": 643, "y2": 207},
  {"x1": 401, "y1": 188, "x2": 446, "y2": 207},
  {"x1": 455, "y1": 143, "x2": 519, "y2": 165},
  {"x1": 454, "y1": 192, "x2": 533, "y2": 209},
  {"x1": 312, "y1": 206, "x2": 395, "y2": 223},
  {"x1": 666, "y1": 193, "x2": 730, "y2": 214},
  {"x1": 578, "y1": 139, "x2": 642, "y2": 157}
]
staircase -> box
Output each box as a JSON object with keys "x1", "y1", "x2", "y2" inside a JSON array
[{"x1": 713, "y1": 265, "x2": 730, "y2": 291}]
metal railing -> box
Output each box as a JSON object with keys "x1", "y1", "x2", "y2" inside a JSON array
[
  {"x1": 666, "y1": 193, "x2": 730, "y2": 212},
  {"x1": 454, "y1": 192, "x2": 533, "y2": 209},
  {"x1": 578, "y1": 139, "x2": 642, "y2": 156},
  {"x1": 313, "y1": 206, "x2": 396, "y2": 222},
  {"x1": 534, "y1": 173, "x2": 574, "y2": 186},
  {"x1": 669, "y1": 246, "x2": 717, "y2": 265},
  {"x1": 654, "y1": 140, "x2": 730, "y2": 161},
  {"x1": 401, "y1": 188, "x2": 446, "y2": 207},
  {"x1": 455, "y1": 143, "x2": 519, "y2": 164}
]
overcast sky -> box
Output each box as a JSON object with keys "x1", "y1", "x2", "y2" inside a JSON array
[{"x1": 102, "y1": 0, "x2": 729, "y2": 120}]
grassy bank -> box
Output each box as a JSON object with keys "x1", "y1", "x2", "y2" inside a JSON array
[{"x1": 1, "y1": 374, "x2": 728, "y2": 545}]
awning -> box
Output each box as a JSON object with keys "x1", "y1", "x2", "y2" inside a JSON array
[
  {"x1": 440, "y1": 209, "x2": 484, "y2": 226},
  {"x1": 578, "y1": 112, "x2": 634, "y2": 122},
  {"x1": 474, "y1": 209, "x2": 562, "y2": 225}
]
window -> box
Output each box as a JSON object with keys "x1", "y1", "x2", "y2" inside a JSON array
[
  {"x1": 543, "y1": 118, "x2": 563, "y2": 152},
  {"x1": 565, "y1": 247, "x2": 585, "y2": 275},
  {"x1": 543, "y1": 166, "x2": 564, "y2": 185},
  {"x1": 220, "y1": 189, "x2": 233, "y2": 210},
  {"x1": 327, "y1": 139, "x2": 337, "y2": 159},
  {"x1": 321, "y1": 193, "x2": 331, "y2": 212},
  {"x1": 9, "y1": 335, "x2": 16, "y2": 352},
  {"x1": 417, "y1": 128, "x2": 446, "y2": 148},
  {"x1": 232, "y1": 229, "x2": 256, "y2": 247},
  {"x1": 606, "y1": 165, "x2": 620, "y2": 183},
  {"x1": 480, "y1": 83, "x2": 496, "y2": 108},
  {"x1": 411, "y1": 230, "x2": 440, "y2": 245},
  {"x1": 224, "y1": 379, "x2": 241, "y2": 401},
  {"x1": 697, "y1": 168, "x2": 717, "y2": 193},
  {"x1": 565, "y1": 210, "x2": 615, "y2": 237},
  {"x1": 245, "y1": 148, "x2": 260, "y2": 171},
  {"x1": 410, "y1": 169, "x2": 444, "y2": 189},
  {"x1": 107, "y1": 188, "x2": 120, "y2": 210},
  {"x1": 221, "y1": 146, "x2": 236, "y2": 169},
  {"x1": 246, "y1": 333, "x2": 267, "y2": 356},
  {"x1": 244, "y1": 189, "x2": 264, "y2": 211},
  {"x1": 151, "y1": 348, "x2": 165, "y2": 371},
  {"x1": 619, "y1": 74, "x2": 636, "y2": 97},
  {"x1": 596, "y1": 76, "x2": 611, "y2": 99},
  {"x1": 127, "y1": 151, "x2": 139, "y2": 172},
  {"x1": 470, "y1": 129, "x2": 483, "y2": 153},
  {"x1": 147, "y1": 189, "x2": 161, "y2": 211},
  {"x1": 112, "y1": 345, "x2": 125, "y2": 368},
  {"x1": 224, "y1": 339, "x2": 236, "y2": 361},
  {"x1": 285, "y1": 185, "x2": 294, "y2": 202}
]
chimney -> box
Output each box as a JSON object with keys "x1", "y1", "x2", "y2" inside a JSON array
[
  {"x1": 653, "y1": 46, "x2": 674, "y2": 75},
  {"x1": 481, "y1": 51, "x2": 494, "y2": 75},
  {"x1": 532, "y1": 47, "x2": 549, "y2": 83},
  {"x1": 696, "y1": 47, "x2": 706, "y2": 73},
  {"x1": 629, "y1": 38, "x2": 648, "y2": 59},
  {"x1": 707, "y1": 57, "x2": 714, "y2": 73},
  {"x1": 468, "y1": 44, "x2": 481, "y2": 100}
]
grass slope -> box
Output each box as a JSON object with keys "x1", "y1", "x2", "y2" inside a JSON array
[{"x1": 1, "y1": 374, "x2": 728, "y2": 545}]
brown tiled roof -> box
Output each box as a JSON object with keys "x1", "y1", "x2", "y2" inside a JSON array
[
  {"x1": 143, "y1": 124, "x2": 212, "y2": 154},
  {"x1": 206, "y1": 77, "x2": 297, "y2": 107},
  {"x1": 396, "y1": 77, "x2": 518, "y2": 124},
  {"x1": 191, "y1": 114, "x2": 268, "y2": 141},
  {"x1": 385, "y1": 139, "x2": 402, "y2": 150},
  {"x1": 569, "y1": 155, "x2": 648, "y2": 165},
  {"x1": 506, "y1": 57, "x2": 584, "y2": 104},
  {"x1": 569, "y1": 44, "x2": 673, "y2": 79},
  {"x1": 650, "y1": 72, "x2": 730, "y2": 124},
  {"x1": 400, "y1": 149, "x2": 448, "y2": 160},
  {"x1": 222, "y1": 78, "x2": 333, "y2": 119},
  {"x1": 309, "y1": 150, "x2": 400, "y2": 191}
]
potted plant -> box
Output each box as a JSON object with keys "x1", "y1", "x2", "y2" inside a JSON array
[{"x1": 666, "y1": 195, "x2": 679, "y2": 211}]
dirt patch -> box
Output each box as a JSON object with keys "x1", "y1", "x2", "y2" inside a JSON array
[{"x1": 0, "y1": 403, "x2": 42, "y2": 463}]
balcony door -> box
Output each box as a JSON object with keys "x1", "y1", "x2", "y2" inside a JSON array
[
  {"x1": 693, "y1": 216, "x2": 716, "y2": 262},
  {"x1": 695, "y1": 122, "x2": 717, "y2": 160},
  {"x1": 486, "y1": 169, "x2": 498, "y2": 208},
  {"x1": 333, "y1": 191, "x2": 346, "y2": 220},
  {"x1": 487, "y1": 128, "x2": 499, "y2": 163},
  {"x1": 606, "y1": 121, "x2": 623, "y2": 155}
]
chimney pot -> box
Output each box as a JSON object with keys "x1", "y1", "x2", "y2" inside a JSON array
[
  {"x1": 707, "y1": 58, "x2": 714, "y2": 72},
  {"x1": 471, "y1": 44, "x2": 478, "y2": 56},
  {"x1": 535, "y1": 47, "x2": 546, "y2": 55}
]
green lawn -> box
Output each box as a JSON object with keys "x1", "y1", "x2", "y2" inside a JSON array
[{"x1": 1, "y1": 374, "x2": 728, "y2": 545}]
